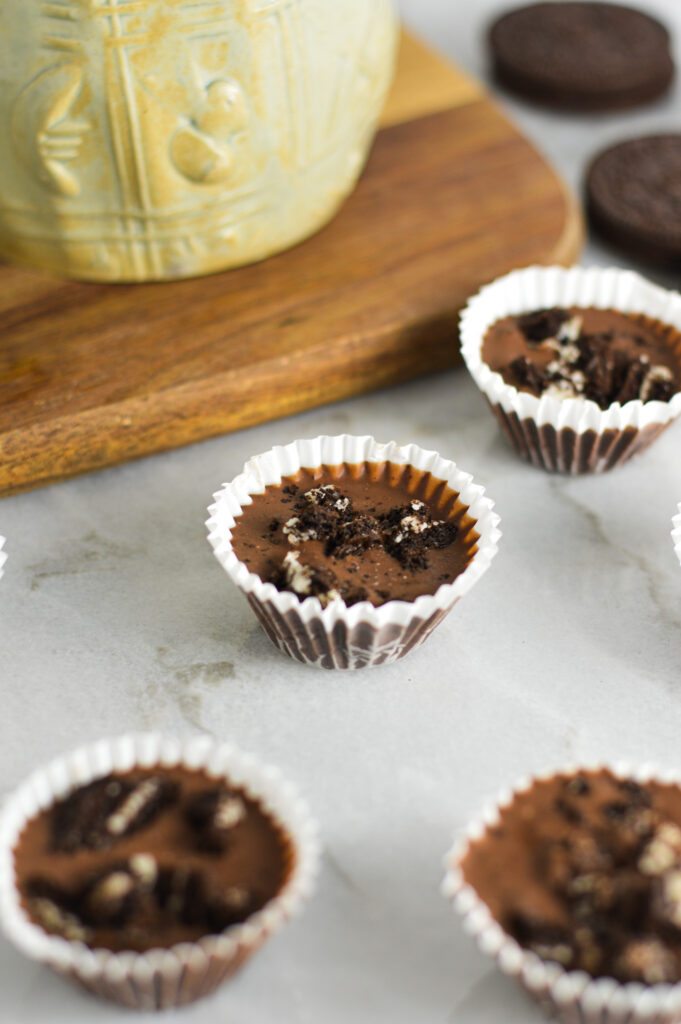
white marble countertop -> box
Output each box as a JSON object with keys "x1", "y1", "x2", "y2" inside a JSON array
[{"x1": 2, "y1": 1, "x2": 681, "y2": 1021}]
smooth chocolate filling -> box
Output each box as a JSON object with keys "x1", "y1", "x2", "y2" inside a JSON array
[
  {"x1": 230, "y1": 462, "x2": 479, "y2": 607},
  {"x1": 14, "y1": 767, "x2": 293, "y2": 953},
  {"x1": 482, "y1": 307, "x2": 681, "y2": 409},
  {"x1": 462, "y1": 769, "x2": 681, "y2": 983}
]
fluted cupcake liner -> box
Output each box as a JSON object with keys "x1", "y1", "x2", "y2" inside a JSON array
[
  {"x1": 0, "y1": 536, "x2": 6, "y2": 579},
  {"x1": 442, "y1": 763, "x2": 681, "y2": 1024},
  {"x1": 460, "y1": 266, "x2": 681, "y2": 473},
  {"x1": 206, "y1": 435, "x2": 501, "y2": 670},
  {"x1": 673, "y1": 506, "x2": 681, "y2": 568},
  {"x1": 0, "y1": 733, "x2": 320, "y2": 1011}
]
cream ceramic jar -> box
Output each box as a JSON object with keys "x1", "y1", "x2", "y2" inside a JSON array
[{"x1": 0, "y1": 0, "x2": 398, "y2": 282}]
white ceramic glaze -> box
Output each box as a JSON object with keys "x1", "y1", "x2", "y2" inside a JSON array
[{"x1": 0, "y1": 0, "x2": 398, "y2": 281}]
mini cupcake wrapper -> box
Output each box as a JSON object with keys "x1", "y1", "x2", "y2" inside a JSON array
[
  {"x1": 0, "y1": 536, "x2": 6, "y2": 579},
  {"x1": 460, "y1": 266, "x2": 681, "y2": 473},
  {"x1": 442, "y1": 763, "x2": 681, "y2": 1024},
  {"x1": 672, "y1": 506, "x2": 681, "y2": 568},
  {"x1": 206, "y1": 434, "x2": 501, "y2": 670},
  {"x1": 0, "y1": 733, "x2": 320, "y2": 1012}
]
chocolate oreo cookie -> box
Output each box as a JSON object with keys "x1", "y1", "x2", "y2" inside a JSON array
[
  {"x1": 587, "y1": 135, "x2": 681, "y2": 266},
  {"x1": 489, "y1": 2, "x2": 674, "y2": 112}
]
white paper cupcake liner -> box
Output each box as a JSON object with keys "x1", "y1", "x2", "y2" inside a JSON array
[
  {"x1": 0, "y1": 733, "x2": 320, "y2": 1011},
  {"x1": 460, "y1": 266, "x2": 681, "y2": 473},
  {"x1": 673, "y1": 506, "x2": 681, "y2": 568},
  {"x1": 206, "y1": 435, "x2": 501, "y2": 670},
  {"x1": 442, "y1": 763, "x2": 681, "y2": 1024},
  {"x1": 0, "y1": 536, "x2": 6, "y2": 579}
]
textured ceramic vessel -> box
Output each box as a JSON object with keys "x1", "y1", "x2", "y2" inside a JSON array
[{"x1": 0, "y1": 0, "x2": 398, "y2": 282}]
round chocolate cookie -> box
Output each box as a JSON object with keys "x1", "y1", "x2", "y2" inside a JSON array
[
  {"x1": 587, "y1": 135, "x2": 681, "y2": 266},
  {"x1": 489, "y1": 2, "x2": 674, "y2": 112}
]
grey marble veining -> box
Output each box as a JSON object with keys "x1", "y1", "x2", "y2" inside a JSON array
[{"x1": 1, "y1": 2, "x2": 681, "y2": 1022}]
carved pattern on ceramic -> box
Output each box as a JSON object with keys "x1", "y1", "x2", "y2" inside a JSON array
[
  {"x1": 11, "y1": 62, "x2": 89, "y2": 198},
  {"x1": 0, "y1": 0, "x2": 398, "y2": 281},
  {"x1": 169, "y1": 79, "x2": 250, "y2": 185}
]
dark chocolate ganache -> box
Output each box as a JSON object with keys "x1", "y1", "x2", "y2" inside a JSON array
[
  {"x1": 462, "y1": 769, "x2": 681, "y2": 984},
  {"x1": 482, "y1": 307, "x2": 681, "y2": 409},
  {"x1": 14, "y1": 766, "x2": 293, "y2": 952},
  {"x1": 231, "y1": 462, "x2": 479, "y2": 607}
]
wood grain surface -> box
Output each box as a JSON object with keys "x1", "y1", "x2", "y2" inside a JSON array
[{"x1": 0, "y1": 32, "x2": 583, "y2": 496}]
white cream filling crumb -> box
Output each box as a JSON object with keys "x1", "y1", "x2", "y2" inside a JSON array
[
  {"x1": 559, "y1": 342, "x2": 580, "y2": 365},
  {"x1": 538, "y1": 316, "x2": 582, "y2": 354},
  {"x1": 304, "y1": 485, "x2": 349, "y2": 511},
  {"x1": 90, "y1": 871, "x2": 135, "y2": 905},
  {"x1": 399, "y1": 514, "x2": 430, "y2": 534},
  {"x1": 223, "y1": 886, "x2": 251, "y2": 910},
  {"x1": 543, "y1": 379, "x2": 578, "y2": 401},
  {"x1": 557, "y1": 315, "x2": 583, "y2": 345},
  {"x1": 663, "y1": 871, "x2": 681, "y2": 928},
  {"x1": 538, "y1": 316, "x2": 586, "y2": 400},
  {"x1": 281, "y1": 551, "x2": 340, "y2": 606},
  {"x1": 391, "y1": 500, "x2": 444, "y2": 545},
  {"x1": 214, "y1": 795, "x2": 246, "y2": 830},
  {"x1": 282, "y1": 551, "x2": 313, "y2": 596},
  {"x1": 106, "y1": 779, "x2": 160, "y2": 836},
  {"x1": 283, "y1": 516, "x2": 318, "y2": 544},
  {"x1": 31, "y1": 898, "x2": 92, "y2": 942},
  {"x1": 639, "y1": 822, "x2": 681, "y2": 875},
  {"x1": 129, "y1": 853, "x2": 157, "y2": 887},
  {"x1": 641, "y1": 364, "x2": 673, "y2": 402},
  {"x1": 538, "y1": 315, "x2": 582, "y2": 380}
]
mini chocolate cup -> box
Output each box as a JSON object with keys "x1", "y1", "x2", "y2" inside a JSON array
[
  {"x1": 442, "y1": 764, "x2": 681, "y2": 1024},
  {"x1": 673, "y1": 506, "x2": 681, "y2": 568},
  {"x1": 460, "y1": 266, "x2": 681, "y2": 473},
  {"x1": 0, "y1": 733, "x2": 320, "y2": 1011},
  {"x1": 206, "y1": 435, "x2": 501, "y2": 670}
]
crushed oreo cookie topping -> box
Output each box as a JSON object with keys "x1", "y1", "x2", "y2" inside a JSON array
[
  {"x1": 52, "y1": 775, "x2": 178, "y2": 852},
  {"x1": 231, "y1": 463, "x2": 478, "y2": 609},
  {"x1": 14, "y1": 768, "x2": 291, "y2": 953},
  {"x1": 510, "y1": 308, "x2": 674, "y2": 407},
  {"x1": 185, "y1": 787, "x2": 247, "y2": 852},
  {"x1": 462, "y1": 770, "x2": 681, "y2": 984},
  {"x1": 272, "y1": 488, "x2": 458, "y2": 606},
  {"x1": 483, "y1": 306, "x2": 679, "y2": 410}
]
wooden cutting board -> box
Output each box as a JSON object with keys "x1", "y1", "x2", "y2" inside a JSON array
[{"x1": 0, "y1": 31, "x2": 582, "y2": 497}]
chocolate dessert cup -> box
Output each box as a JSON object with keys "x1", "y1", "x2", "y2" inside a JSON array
[
  {"x1": 206, "y1": 435, "x2": 501, "y2": 670},
  {"x1": 443, "y1": 764, "x2": 681, "y2": 1024},
  {"x1": 0, "y1": 734, "x2": 319, "y2": 1011},
  {"x1": 460, "y1": 266, "x2": 681, "y2": 473}
]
